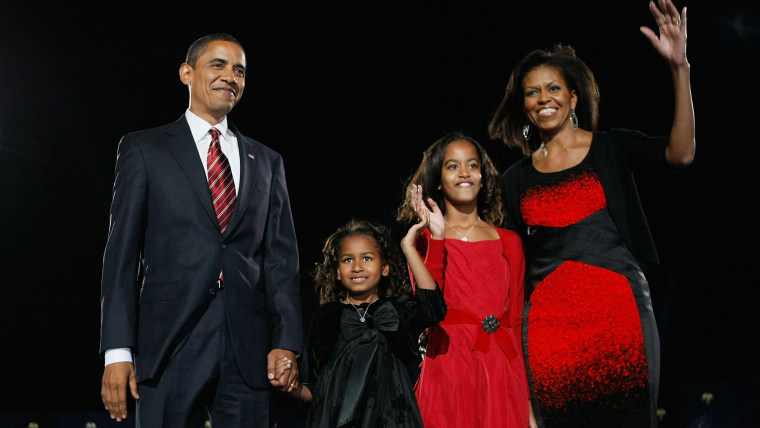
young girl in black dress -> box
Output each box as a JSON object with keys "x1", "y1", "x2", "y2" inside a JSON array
[{"x1": 275, "y1": 218, "x2": 445, "y2": 427}]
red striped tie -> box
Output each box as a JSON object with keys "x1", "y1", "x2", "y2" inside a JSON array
[{"x1": 207, "y1": 128, "x2": 236, "y2": 235}]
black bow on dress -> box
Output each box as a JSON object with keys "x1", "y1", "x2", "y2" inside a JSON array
[
  {"x1": 338, "y1": 300, "x2": 399, "y2": 426},
  {"x1": 341, "y1": 300, "x2": 399, "y2": 341}
]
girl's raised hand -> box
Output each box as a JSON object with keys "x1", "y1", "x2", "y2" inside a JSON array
[
  {"x1": 410, "y1": 185, "x2": 444, "y2": 239},
  {"x1": 402, "y1": 206, "x2": 429, "y2": 251},
  {"x1": 401, "y1": 193, "x2": 438, "y2": 292}
]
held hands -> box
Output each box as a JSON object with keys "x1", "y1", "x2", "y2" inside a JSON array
[
  {"x1": 640, "y1": 0, "x2": 688, "y2": 68},
  {"x1": 270, "y1": 354, "x2": 313, "y2": 402},
  {"x1": 409, "y1": 184, "x2": 444, "y2": 239},
  {"x1": 101, "y1": 361, "x2": 139, "y2": 422},
  {"x1": 267, "y1": 348, "x2": 299, "y2": 393}
]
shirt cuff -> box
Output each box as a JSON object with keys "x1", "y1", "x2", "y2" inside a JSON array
[{"x1": 105, "y1": 348, "x2": 133, "y2": 366}]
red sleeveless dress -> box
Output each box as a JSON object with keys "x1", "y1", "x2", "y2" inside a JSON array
[{"x1": 413, "y1": 227, "x2": 530, "y2": 427}]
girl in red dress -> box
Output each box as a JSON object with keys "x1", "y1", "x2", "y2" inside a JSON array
[{"x1": 397, "y1": 133, "x2": 536, "y2": 427}]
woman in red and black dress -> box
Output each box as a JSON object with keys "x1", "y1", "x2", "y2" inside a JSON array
[{"x1": 487, "y1": 1, "x2": 695, "y2": 426}]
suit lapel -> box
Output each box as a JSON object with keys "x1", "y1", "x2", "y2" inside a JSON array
[
  {"x1": 225, "y1": 125, "x2": 260, "y2": 236},
  {"x1": 165, "y1": 117, "x2": 220, "y2": 230}
]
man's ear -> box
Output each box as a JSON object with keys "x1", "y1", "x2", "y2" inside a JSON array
[{"x1": 179, "y1": 62, "x2": 192, "y2": 86}]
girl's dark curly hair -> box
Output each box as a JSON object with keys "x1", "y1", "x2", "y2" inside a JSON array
[
  {"x1": 312, "y1": 218, "x2": 412, "y2": 305},
  {"x1": 396, "y1": 132, "x2": 503, "y2": 226},
  {"x1": 487, "y1": 44, "x2": 600, "y2": 156}
]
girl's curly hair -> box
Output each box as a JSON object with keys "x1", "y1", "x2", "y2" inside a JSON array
[
  {"x1": 312, "y1": 218, "x2": 411, "y2": 305},
  {"x1": 396, "y1": 132, "x2": 503, "y2": 226}
]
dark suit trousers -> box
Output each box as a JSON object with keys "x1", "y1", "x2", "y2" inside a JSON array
[{"x1": 136, "y1": 288, "x2": 272, "y2": 428}]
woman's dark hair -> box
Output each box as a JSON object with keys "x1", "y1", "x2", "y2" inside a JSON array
[
  {"x1": 313, "y1": 219, "x2": 411, "y2": 305},
  {"x1": 396, "y1": 132, "x2": 503, "y2": 226},
  {"x1": 487, "y1": 44, "x2": 600, "y2": 155}
]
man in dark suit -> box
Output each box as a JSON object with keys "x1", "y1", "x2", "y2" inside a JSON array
[{"x1": 99, "y1": 33, "x2": 303, "y2": 426}]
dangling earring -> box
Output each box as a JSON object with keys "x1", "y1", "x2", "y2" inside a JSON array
[
  {"x1": 522, "y1": 123, "x2": 531, "y2": 141},
  {"x1": 570, "y1": 108, "x2": 579, "y2": 131}
]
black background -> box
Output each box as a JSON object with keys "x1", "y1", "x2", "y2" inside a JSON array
[{"x1": 1, "y1": 1, "x2": 758, "y2": 426}]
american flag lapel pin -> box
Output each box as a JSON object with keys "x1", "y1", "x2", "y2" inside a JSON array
[{"x1": 248, "y1": 153, "x2": 255, "y2": 160}]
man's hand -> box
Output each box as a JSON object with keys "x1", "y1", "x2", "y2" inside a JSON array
[
  {"x1": 267, "y1": 349, "x2": 299, "y2": 392},
  {"x1": 101, "y1": 362, "x2": 139, "y2": 422}
]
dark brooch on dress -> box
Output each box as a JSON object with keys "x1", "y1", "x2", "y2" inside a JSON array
[{"x1": 481, "y1": 314, "x2": 500, "y2": 333}]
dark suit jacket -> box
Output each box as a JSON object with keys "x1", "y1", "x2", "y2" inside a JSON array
[{"x1": 99, "y1": 116, "x2": 303, "y2": 388}]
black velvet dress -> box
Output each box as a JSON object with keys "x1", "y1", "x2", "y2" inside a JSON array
[{"x1": 305, "y1": 288, "x2": 446, "y2": 428}]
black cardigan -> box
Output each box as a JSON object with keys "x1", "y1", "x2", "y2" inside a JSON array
[{"x1": 501, "y1": 128, "x2": 685, "y2": 272}]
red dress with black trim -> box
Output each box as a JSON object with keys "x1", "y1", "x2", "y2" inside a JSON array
[
  {"x1": 519, "y1": 158, "x2": 656, "y2": 427},
  {"x1": 412, "y1": 227, "x2": 530, "y2": 427}
]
